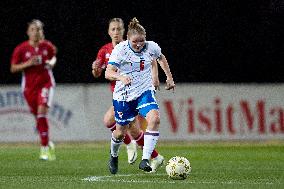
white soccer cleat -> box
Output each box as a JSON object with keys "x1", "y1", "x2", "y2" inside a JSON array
[
  {"x1": 126, "y1": 140, "x2": 137, "y2": 164},
  {"x1": 39, "y1": 141, "x2": 56, "y2": 161},
  {"x1": 39, "y1": 146, "x2": 49, "y2": 161},
  {"x1": 150, "y1": 154, "x2": 164, "y2": 172}
]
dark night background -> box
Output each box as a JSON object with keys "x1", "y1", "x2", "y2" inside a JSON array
[{"x1": 0, "y1": 0, "x2": 283, "y2": 84}]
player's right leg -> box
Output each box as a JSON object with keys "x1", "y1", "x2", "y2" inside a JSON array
[
  {"x1": 109, "y1": 100, "x2": 137, "y2": 174},
  {"x1": 109, "y1": 124, "x2": 127, "y2": 174},
  {"x1": 103, "y1": 106, "x2": 116, "y2": 131},
  {"x1": 104, "y1": 105, "x2": 137, "y2": 164},
  {"x1": 24, "y1": 89, "x2": 55, "y2": 161}
]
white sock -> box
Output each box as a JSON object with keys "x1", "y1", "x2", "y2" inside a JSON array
[
  {"x1": 142, "y1": 130, "x2": 159, "y2": 160},
  {"x1": 41, "y1": 146, "x2": 49, "y2": 152},
  {"x1": 110, "y1": 133, "x2": 123, "y2": 157}
]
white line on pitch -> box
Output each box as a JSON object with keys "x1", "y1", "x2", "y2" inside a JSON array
[{"x1": 82, "y1": 174, "x2": 276, "y2": 185}]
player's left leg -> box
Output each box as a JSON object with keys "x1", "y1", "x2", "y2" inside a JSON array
[
  {"x1": 134, "y1": 116, "x2": 160, "y2": 159},
  {"x1": 137, "y1": 90, "x2": 160, "y2": 172},
  {"x1": 131, "y1": 129, "x2": 164, "y2": 172},
  {"x1": 37, "y1": 87, "x2": 55, "y2": 161},
  {"x1": 136, "y1": 115, "x2": 164, "y2": 173},
  {"x1": 139, "y1": 109, "x2": 160, "y2": 172}
]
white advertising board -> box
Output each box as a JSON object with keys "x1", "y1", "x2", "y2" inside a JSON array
[{"x1": 0, "y1": 84, "x2": 283, "y2": 142}]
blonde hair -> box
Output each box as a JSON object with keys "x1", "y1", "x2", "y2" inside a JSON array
[
  {"x1": 127, "y1": 17, "x2": 146, "y2": 37},
  {"x1": 108, "y1": 18, "x2": 124, "y2": 28},
  {"x1": 28, "y1": 19, "x2": 44, "y2": 28}
]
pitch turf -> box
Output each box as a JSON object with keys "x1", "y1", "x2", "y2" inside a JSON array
[{"x1": 0, "y1": 141, "x2": 283, "y2": 189}]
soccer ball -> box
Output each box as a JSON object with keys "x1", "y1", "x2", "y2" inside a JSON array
[{"x1": 166, "y1": 156, "x2": 191, "y2": 180}]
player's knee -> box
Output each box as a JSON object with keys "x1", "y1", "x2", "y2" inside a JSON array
[
  {"x1": 116, "y1": 131, "x2": 125, "y2": 140},
  {"x1": 103, "y1": 115, "x2": 115, "y2": 128},
  {"x1": 129, "y1": 128, "x2": 140, "y2": 138},
  {"x1": 153, "y1": 116, "x2": 161, "y2": 126},
  {"x1": 147, "y1": 114, "x2": 160, "y2": 128}
]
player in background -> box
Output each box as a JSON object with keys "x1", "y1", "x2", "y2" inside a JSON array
[
  {"x1": 10, "y1": 19, "x2": 57, "y2": 161},
  {"x1": 105, "y1": 17, "x2": 175, "y2": 174},
  {"x1": 92, "y1": 18, "x2": 164, "y2": 171}
]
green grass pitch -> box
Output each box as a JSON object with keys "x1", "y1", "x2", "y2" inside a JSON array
[{"x1": 0, "y1": 141, "x2": 283, "y2": 189}]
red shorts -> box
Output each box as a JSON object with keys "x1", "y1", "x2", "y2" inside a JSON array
[{"x1": 24, "y1": 87, "x2": 54, "y2": 115}]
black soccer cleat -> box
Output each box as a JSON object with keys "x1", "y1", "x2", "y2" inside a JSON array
[
  {"x1": 108, "y1": 155, "x2": 118, "y2": 174},
  {"x1": 139, "y1": 159, "x2": 152, "y2": 172}
]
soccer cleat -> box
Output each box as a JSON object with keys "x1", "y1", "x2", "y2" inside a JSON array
[
  {"x1": 150, "y1": 154, "x2": 164, "y2": 173},
  {"x1": 39, "y1": 146, "x2": 49, "y2": 161},
  {"x1": 48, "y1": 141, "x2": 56, "y2": 161},
  {"x1": 126, "y1": 140, "x2": 137, "y2": 164},
  {"x1": 139, "y1": 159, "x2": 152, "y2": 172},
  {"x1": 109, "y1": 155, "x2": 118, "y2": 174}
]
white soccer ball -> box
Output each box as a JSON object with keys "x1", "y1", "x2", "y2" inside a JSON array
[{"x1": 166, "y1": 156, "x2": 191, "y2": 180}]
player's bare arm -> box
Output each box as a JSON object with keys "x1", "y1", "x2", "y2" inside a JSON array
[
  {"x1": 105, "y1": 64, "x2": 131, "y2": 85},
  {"x1": 10, "y1": 56, "x2": 39, "y2": 73},
  {"x1": 91, "y1": 59, "x2": 103, "y2": 78},
  {"x1": 151, "y1": 59, "x2": 160, "y2": 90},
  {"x1": 45, "y1": 56, "x2": 57, "y2": 69},
  {"x1": 157, "y1": 54, "x2": 175, "y2": 90}
]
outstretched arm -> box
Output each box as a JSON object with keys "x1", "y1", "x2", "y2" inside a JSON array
[{"x1": 157, "y1": 54, "x2": 175, "y2": 91}]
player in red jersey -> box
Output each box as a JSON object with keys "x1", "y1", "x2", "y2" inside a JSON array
[
  {"x1": 10, "y1": 19, "x2": 57, "y2": 161},
  {"x1": 92, "y1": 18, "x2": 164, "y2": 172}
]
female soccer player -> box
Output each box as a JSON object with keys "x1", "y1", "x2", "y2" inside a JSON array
[
  {"x1": 10, "y1": 19, "x2": 57, "y2": 161},
  {"x1": 105, "y1": 17, "x2": 175, "y2": 174},
  {"x1": 92, "y1": 18, "x2": 164, "y2": 172}
]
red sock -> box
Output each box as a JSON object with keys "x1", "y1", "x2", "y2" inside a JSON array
[
  {"x1": 106, "y1": 123, "x2": 116, "y2": 132},
  {"x1": 124, "y1": 133, "x2": 131, "y2": 145},
  {"x1": 106, "y1": 122, "x2": 131, "y2": 145},
  {"x1": 36, "y1": 115, "x2": 49, "y2": 146},
  {"x1": 151, "y1": 148, "x2": 159, "y2": 159},
  {"x1": 135, "y1": 132, "x2": 158, "y2": 159}
]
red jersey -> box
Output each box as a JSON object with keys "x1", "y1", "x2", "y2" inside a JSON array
[
  {"x1": 11, "y1": 40, "x2": 56, "y2": 92},
  {"x1": 96, "y1": 42, "x2": 116, "y2": 92}
]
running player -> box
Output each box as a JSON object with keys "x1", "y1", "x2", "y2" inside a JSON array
[
  {"x1": 92, "y1": 18, "x2": 164, "y2": 171},
  {"x1": 105, "y1": 17, "x2": 175, "y2": 174},
  {"x1": 10, "y1": 19, "x2": 57, "y2": 161}
]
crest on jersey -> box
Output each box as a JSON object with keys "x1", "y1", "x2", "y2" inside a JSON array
[
  {"x1": 117, "y1": 111, "x2": 123, "y2": 118},
  {"x1": 105, "y1": 53, "x2": 110, "y2": 59},
  {"x1": 25, "y1": 52, "x2": 31, "y2": 58},
  {"x1": 43, "y1": 49, "x2": 48, "y2": 56}
]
